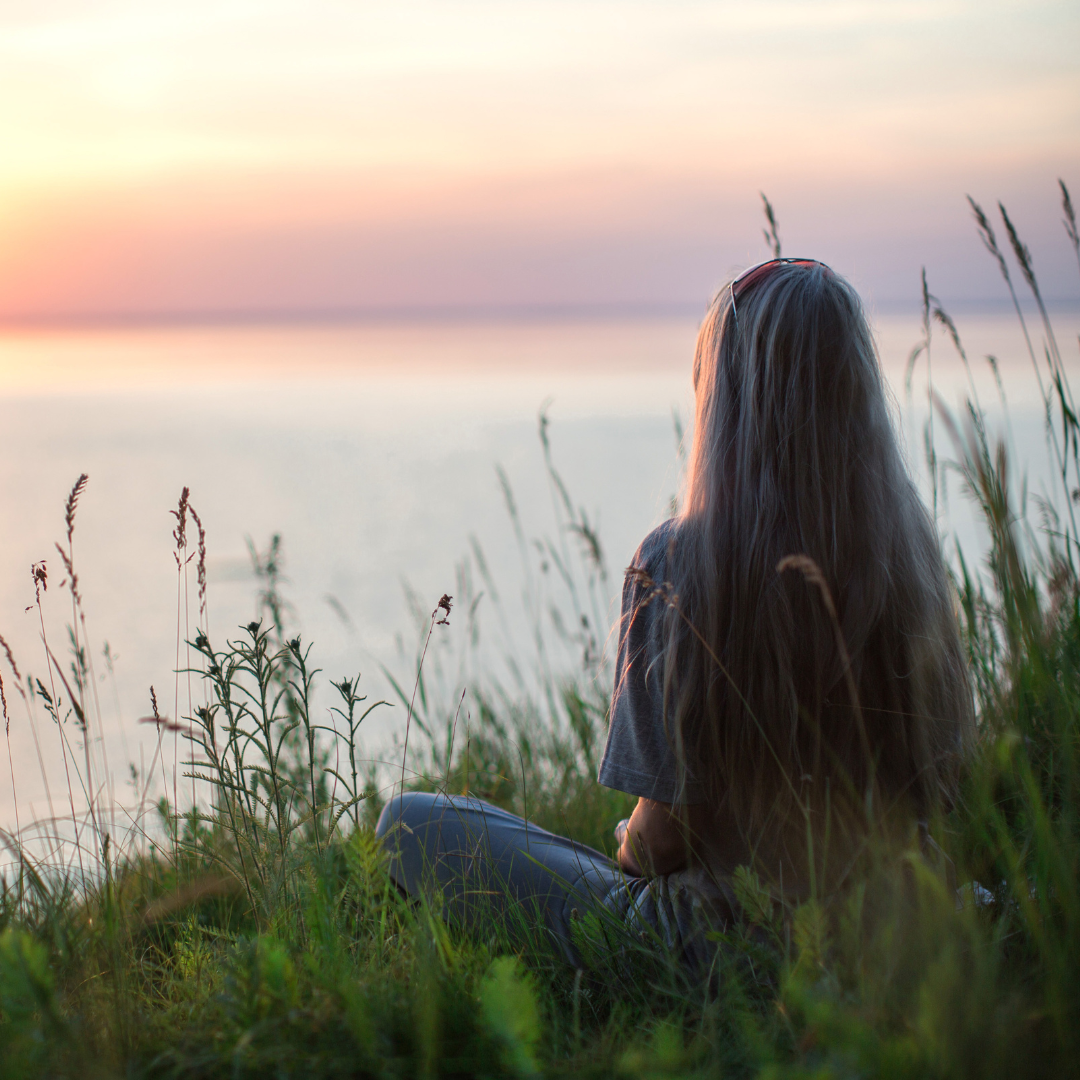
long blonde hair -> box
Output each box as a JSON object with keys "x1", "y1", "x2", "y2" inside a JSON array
[{"x1": 660, "y1": 262, "x2": 972, "y2": 847}]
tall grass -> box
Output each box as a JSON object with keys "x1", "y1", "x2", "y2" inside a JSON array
[{"x1": 0, "y1": 184, "x2": 1078, "y2": 1077}]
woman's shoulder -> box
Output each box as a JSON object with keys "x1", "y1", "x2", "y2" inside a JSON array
[{"x1": 630, "y1": 518, "x2": 677, "y2": 574}]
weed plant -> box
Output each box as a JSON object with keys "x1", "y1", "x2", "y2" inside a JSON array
[{"x1": 0, "y1": 186, "x2": 1078, "y2": 1078}]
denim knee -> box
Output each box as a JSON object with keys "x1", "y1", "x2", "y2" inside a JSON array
[{"x1": 375, "y1": 790, "x2": 443, "y2": 841}]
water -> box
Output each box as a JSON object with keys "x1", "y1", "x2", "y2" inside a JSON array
[{"x1": 0, "y1": 311, "x2": 1074, "y2": 844}]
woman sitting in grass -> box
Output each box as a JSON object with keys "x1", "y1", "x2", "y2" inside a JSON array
[{"x1": 377, "y1": 259, "x2": 973, "y2": 968}]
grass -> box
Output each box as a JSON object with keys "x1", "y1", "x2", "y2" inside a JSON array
[{"x1": 0, "y1": 184, "x2": 1079, "y2": 1077}]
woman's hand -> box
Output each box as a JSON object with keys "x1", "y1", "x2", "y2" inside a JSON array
[
  {"x1": 616, "y1": 798, "x2": 694, "y2": 877},
  {"x1": 613, "y1": 818, "x2": 630, "y2": 848}
]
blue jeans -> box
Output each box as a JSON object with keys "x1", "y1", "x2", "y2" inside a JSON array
[{"x1": 375, "y1": 792, "x2": 733, "y2": 969}]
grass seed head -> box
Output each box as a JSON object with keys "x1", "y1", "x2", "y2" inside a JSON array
[
  {"x1": 0, "y1": 633, "x2": 22, "y2": 681},
  {"x1": 1060, "y1": 178, "x2": 1078, "y2": 248},
  {"x1": 189, "y1": 503, "x2": 208, "y2": 619},
  {"x1": 172, "y1": 486, "x2": 190, "y2": 553},
  {"x1": 436, "y1": 593, "x2": 453, "y2": 625},
  {"x1": 31, "y1": 561, "x2": 48, "y2": 604},
  {"x1": 54, "y1": 543, "x2": 80, "y2": 608},
  {"x1": 64, "y1": 473, "x2": 88, "y2": 546},
  {"x1": 999, "y1": 201, "x2": 1037, "y2": 293}
]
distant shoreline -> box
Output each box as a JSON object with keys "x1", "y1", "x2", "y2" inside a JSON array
[{"x1": 1, "y1": 295, "x2": 1077, "y2": 331}]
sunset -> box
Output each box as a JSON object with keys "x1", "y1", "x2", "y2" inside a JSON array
[
  {"x1": 1, "y1": 1, "x2": 1077, "y2": 320},
  {"x1": 0, "y1": 3, "x2": 1078, "y2": 1074}
]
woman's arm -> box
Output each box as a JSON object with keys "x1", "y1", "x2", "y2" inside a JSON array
[{"x1": 616, "y1": 797, "x2": 701, "y2": 876}]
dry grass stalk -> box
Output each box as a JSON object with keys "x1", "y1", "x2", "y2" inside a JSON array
[{"x1": 400, "y1": 595, "x2": 453, "y2": 799}]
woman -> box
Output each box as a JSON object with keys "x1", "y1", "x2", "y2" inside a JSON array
[{"x1": 377, "y1": 259, "x2": 973, "y2": 967}]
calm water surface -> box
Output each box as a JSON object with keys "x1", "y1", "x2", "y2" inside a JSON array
[{"x1": 0, "y1": 312, "x2": 1073, "y2": 842}]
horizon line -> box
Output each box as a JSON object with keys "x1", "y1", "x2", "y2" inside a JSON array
[{"x1": 0, "y1": 295, "x2": 1076, "y2": 331}]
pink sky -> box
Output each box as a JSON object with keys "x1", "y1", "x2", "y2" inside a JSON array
[{"x1": 0, "y1": 0, "x2": 1077, "y2": 320}]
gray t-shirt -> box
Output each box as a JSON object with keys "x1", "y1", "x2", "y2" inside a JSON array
[{"x1": 598, "y1": 521, "x2": 706, "y2": 805}]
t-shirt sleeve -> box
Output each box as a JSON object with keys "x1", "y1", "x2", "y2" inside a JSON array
[{"x1": 597, "y1": 527, "x2": 706, "y2": 805}]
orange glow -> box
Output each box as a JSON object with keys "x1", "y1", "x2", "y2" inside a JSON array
[{"x1": 0, "y1": 1, "x2": 1077, "y2": 319}]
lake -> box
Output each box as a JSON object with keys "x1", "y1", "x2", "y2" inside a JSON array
[{"x1": 0, "y1": 309, "x2": 1074, "y2": 849}]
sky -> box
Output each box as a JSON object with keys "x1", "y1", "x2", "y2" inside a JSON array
[{"x1": 0, "y1": 0, "x2": 1077, "y2": 321}]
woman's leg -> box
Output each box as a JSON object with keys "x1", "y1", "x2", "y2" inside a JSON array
[{"x1": 376, "y1": 791, "x2": 622, "y2": 957}]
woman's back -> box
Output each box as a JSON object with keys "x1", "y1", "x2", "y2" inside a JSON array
[
  {"x1": 381, "y1": 259, "x2": 975, "y2": 975},
  {"x1": 602, "y1": 260, "x2": 974, "y2": 895}
]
